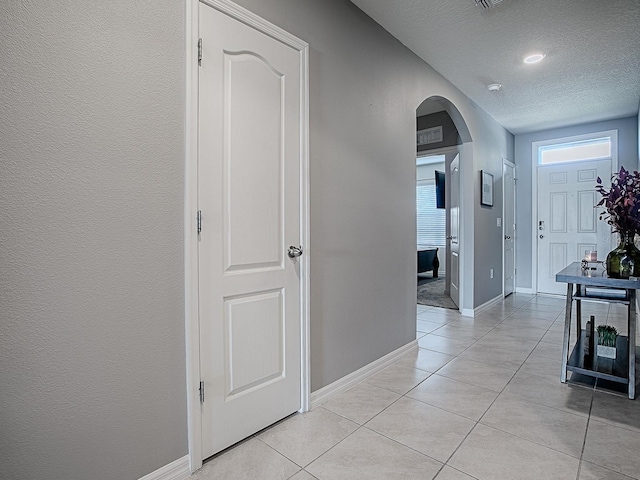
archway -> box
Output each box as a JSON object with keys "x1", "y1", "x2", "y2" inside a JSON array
[{"x1": 415, "y1": 96, "x2": 472, "y2": 312}]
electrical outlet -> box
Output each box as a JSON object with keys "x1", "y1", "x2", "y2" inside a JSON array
[
  {"x1": 497, "y1": 218, "x2": 502, "y2": 227},
  {"x1": 490, "y1": 268, "x2": 494, "y2": 279}
]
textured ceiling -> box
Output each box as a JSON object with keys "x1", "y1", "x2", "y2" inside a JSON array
[{"x1": 350, "y1": 0, "x2": 640, "y2": 134}]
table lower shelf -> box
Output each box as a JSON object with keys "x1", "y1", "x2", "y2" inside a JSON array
[{"x1": 567, "y1": 331, "x2": 639, "y2": 384}]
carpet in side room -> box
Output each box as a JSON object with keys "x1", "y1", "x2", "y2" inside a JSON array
[{"x1": 417, "y1": 276, "x2": 457, "y2": 310}]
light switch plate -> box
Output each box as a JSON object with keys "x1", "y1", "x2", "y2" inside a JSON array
[{"x1": 497, "y1": 218, "x2": 502, "y2": 227}]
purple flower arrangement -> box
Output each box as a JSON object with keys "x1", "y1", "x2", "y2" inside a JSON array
[{"x1": 595, "y1": 166, "x2": 640, "y2": 235}]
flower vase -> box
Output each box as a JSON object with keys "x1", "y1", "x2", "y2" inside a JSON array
[{"x1": 606, "y1": 232, "x2": 640, "y2": 278}]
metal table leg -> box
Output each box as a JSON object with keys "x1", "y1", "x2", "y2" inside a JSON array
[
  {"x1": 576, "y1": 284, "x2": 583, "y2": 339},
  {"x1": 561, "y1": 282, "x2": 573, "y2": 383},
  {"x1": 628, "y1": 289, "x2": 636, "y2": 400}
]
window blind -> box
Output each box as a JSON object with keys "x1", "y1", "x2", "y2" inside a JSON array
[{"x1": 417, "y1": 179, "x2": 446, "y2": 247}]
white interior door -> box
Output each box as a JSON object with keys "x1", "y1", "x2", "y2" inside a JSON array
[
  {"x1": 503, "y1": 161, "x2": 516, "y2": 297},
  {"x1": 448, "y1": 154, "x2": 460, "y2": 307},
  {"x1": 198, "y1": 2, "x2": 303, "y2": 459},
  {"x1": 537, "y1": 159, "x2": 611, "y2": 294}
]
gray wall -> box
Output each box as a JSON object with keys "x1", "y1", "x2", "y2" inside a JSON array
[
  {"x1": 231, "y1": 0, "x2": 512, "y2": 387},
  {"x1": 417, "y1": 111, "x2": 461, "y2": 153},
  {"x1": 0, "y1": 0, "x2": 513, "y2": 478},
  {"x1": 514, "y1": 116, "x2": 639, "y2": 290},
  {"x1": 0, "y1": 2, "x2": 187, "y2": 480},
  {"x1": 471, "y1": 108, "x2": 515, "y2": 307}
]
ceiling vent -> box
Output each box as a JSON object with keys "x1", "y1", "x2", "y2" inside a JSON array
[{"x1": 474, "y1": 0, "x2": 506, "y2": 9}]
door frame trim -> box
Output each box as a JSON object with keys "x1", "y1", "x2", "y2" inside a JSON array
[
  {"x1": 184, "y1": 0, "x2": 310, "y2": 472},
  {"x1": 502, "y1": 158, "x2": 515, "y2": 297},
  {"x1": 530, "y1": 129, "x2": 618, "y2": 294},
  {"x1": 416, "y1": 146, "x2": 459, "y2": 302}
]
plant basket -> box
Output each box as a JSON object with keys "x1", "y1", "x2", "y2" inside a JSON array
[
  {"x1": 596, "y1": 345, "x2": 617, "y2": 359},
  {"x1": 596, "y1": 325, "x2": 618, "y2": 360}
]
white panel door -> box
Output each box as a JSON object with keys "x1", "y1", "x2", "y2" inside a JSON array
[
  {"x1": 503, "y1": 162, "x2": 516, "y2": 296},
  {"x1": 448, "y1": 154, "x2": 460, "y2": 307},
  {"x1": 537, "y1": 159, "x2": 611, "y2": 294},
  {"x1": 198, "y1": 3, "x2": 302, "y2": 459}
]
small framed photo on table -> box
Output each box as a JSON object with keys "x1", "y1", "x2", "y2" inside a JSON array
[{"x1": 481, "y1": 170, "x2": 493, "y2": 207}]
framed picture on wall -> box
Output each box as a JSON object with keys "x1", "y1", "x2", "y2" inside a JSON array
[{"x1": 481, "y1": 170, "x2": 493, "y2": 207}]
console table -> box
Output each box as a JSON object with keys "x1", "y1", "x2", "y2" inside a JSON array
[{"x1": 556, "y1": 262, "x2": 640, "y2": 399}]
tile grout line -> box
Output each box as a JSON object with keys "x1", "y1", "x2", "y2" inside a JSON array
[
  {"x1": 421, "y1": 296, "x2": 593, "y2": 473},
  {"x1": 320, "y1": 310, "x2": 504, "y2": 479},
  {"x1": 278, "y1": 296, "x2": 594, "y2": 479},
  {"x1": 203, "y1": 295, "x2": 633, "y2": 480},
  {"x1": 575, "y1": 391, "x2": 596, "y2": 480},
  {"x1": 417, "y1": 300, "x2": 536, "y2": 476},
  {"x1": 438, "y1": 309, "x2": 529, "y2": 471}
]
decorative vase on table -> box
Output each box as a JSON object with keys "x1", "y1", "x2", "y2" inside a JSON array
[
  {"x1": 606, "y1": 232, "x2": 640, "y2": 279},
  {"x1": 596, "y1": 166, "x2": 640, "y2": 279}
]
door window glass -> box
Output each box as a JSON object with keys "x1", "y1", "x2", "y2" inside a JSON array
[{"x1": 538, "y1": 137, "x2": 612, "y2": 165}]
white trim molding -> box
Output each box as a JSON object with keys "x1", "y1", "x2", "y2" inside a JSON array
[
  {"x1": 299, "y1": 22, "x2": 311, "y2": 415},
  {"x1": 461, "y1": 294, "x2": 503, "y2": 317},
  {"x1": 515, "y1": 287, "x2": 535, "y2": 295},
  {"x1": 184, "y1": 0, "x2": 202, "y2": 471},
  {"x1": 310, "y1": 340, "x2": 418, "y2": 409},
  {"x1": 184, "y1": 0, "x2": 310, "y2": 472},
  {"x1": 474, "y1": 294, "x2": 503, "y2": 315},
  {"x1": 530, "y1": 129, "x2": 618, "y2": 295},
  {"x1": 502, "y1": 158, "x2": 516, "y2": 298},
  {"x1": 138, "y1": 456, "x2": 190, "y2": 480}
]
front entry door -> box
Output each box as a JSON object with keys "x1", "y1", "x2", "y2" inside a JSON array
[
  {"x1": 537, "y1": 158, "x2": 611, "y2": 295},
  {"x1": 198, "y1": 2, "x2": 304, "y2": 459},
  {"x1": 448, "y1": 154, "x2": 460, "y2": 308}
]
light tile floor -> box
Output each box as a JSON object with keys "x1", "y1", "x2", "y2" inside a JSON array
[{"x1": 192, "y1": 294, "x2": 640, "y2": 480}]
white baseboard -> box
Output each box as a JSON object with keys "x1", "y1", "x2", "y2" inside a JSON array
[
  {"x1": 515, "y1": 287, "x2": 535, "y2": 294},
  {"x1": 459, "y1": 294, "x2": 503, "y2": 318},
  {"x1": 310, "y1": 340, "x2": 418, "y2": 409},
  {"x1": 138, "y1": 455, "x2": 191, "y2": 480},
  {"x1": 474, "y1": 294, "x2": 503, "y2": 316}
]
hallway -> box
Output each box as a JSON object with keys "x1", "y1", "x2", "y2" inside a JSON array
[{"x1": 192, "y1": 294, "x2": 640, "y2": 480}]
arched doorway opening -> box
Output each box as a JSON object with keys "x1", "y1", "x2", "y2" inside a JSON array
[{"x1": 415, "y1": 96, "x2": 472, "y2": 312}]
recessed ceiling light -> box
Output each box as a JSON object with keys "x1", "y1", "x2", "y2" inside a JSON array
[
  {"x1": 487, "y1": 83, "x2": 502, "y2": 92},
  {"x1": 523, "y1": 53, "x2": 545, "y2": 64}
]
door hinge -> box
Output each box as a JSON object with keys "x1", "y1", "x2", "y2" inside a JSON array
[
  {"x1": 197, "y1": 210, "x2": 202, "y2": 234},
  {"x1": 199, "y1": 381, "x2": 205, "y2": 403},
  {"x1": 198, "y1": 38, "x2": 202, "y2": 65}
]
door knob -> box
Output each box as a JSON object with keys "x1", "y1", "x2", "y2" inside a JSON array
[
  {"x1": 287, "y1": 245, "x2": 303, "y2": 258},
  {"x1": 505, "y1": 235, "x2": 511, "y2": 240},
  {"x1": 539, "y1": 235, "x2": 544, "y2": 239}
]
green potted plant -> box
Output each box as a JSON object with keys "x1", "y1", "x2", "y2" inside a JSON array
[{"x1": 596, "y1": 325, "x2": 618, "y2": 359}]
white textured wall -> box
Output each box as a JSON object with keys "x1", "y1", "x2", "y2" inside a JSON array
[{"x1": 0, "y1": 2, "x2": 187, "y2": 479}]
